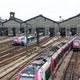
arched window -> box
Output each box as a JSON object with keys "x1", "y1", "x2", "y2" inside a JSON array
[
  {"x1": 20, "y1": 27, "x2": 24, "y2": 33},
  {"x1": 12, "y1": 27, "x2": 16, "y2": 36}
]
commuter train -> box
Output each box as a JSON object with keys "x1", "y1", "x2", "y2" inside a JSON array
[
  {"x1": 12, "y1": 33, "x2": 44, "y2": 46},
  {"x1": 72, "y1": 36, "x2": 80, "y2": 50},
  {"x1": 12, "y1": 35, "x2": 36, "y2": 46},
  {"x1": 16, "y1": 36, "x2": 77, "y2": 80}
]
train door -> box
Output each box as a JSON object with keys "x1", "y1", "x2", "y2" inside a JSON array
[
  {"x1": 12, "y1": 27, "x2": 16, "y2": 36},
  {"x1": 60, "y1": 28, "x2": 65, "y2": 37},
  {"x1": 49, "y1": 28, "x2": 55, "y2": 37},
  {"x1": 0, "y1": 28, "x2": 2, "y2": 36},
  {"x1": 28, "y1": 28, "x2": 32, "y2": 34},
  {"x1": 36, "y1": 28, "x2": 45, "y2": 36},
  {"x1": 36, "y1": 28, "x2": 45, "y2": 44},
  {"x1": 70, "y1": 28, "x2": 77, "y2": 36},
  {"x1": 20, "y1": 27, "x2": 25, "y2": 33},
  {"x1": 3, "y1": 28, "x2": 8, "y2": 36}
]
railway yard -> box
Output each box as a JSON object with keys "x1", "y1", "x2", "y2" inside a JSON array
[{"x1": 0, "y1": 36, "x2": 80, "y2": 80}]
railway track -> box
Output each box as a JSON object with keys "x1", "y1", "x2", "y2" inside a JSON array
[
  {"x1": 0, "y1": 37, "x2": 51, "y2": 66},
  {"x1": 0, "y1": 36, "x2": 51, "y2": 54},
  {"x1": 0, "y1": 37, "x2": 52, "y2": 79},
  {"x1": 0, "y1": 37, "x2": 52, "y2": 67},
  {"x1": 0, "y1": 37, "x2": 65, "y2": 80},
  {"x1": 62, "y1": 51, "x2": 80, "y2": 80},
  {"x1": 0, "y1": 39, "x2": 12, "y2": 48}
]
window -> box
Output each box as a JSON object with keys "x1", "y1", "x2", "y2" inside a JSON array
[
  {"x1": 29, "y1": 28, "x2": 32, "y2": 34},
  {"x1": 20, "y1": 28, "x2": 24, "y2": 33}
]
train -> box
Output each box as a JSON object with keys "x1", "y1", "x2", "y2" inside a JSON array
[
  {"x1": 12, "y1": 35, "x2": 36, "y2": 46},
  {"x1": 72, "y1": 36, "x2": 80, "y2": 50},
  {"x1": 16, "y1": 36, "x2": 77, "y2": 80},
  {"x1": 12, "y1": 33, "x2": 44, "y2": 46}
]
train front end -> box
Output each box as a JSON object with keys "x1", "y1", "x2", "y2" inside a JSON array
[
  {"x1": 12, "y1": 36, "x2": 27, "y2": 46},
  {"x1": 16, "y1": 65, "x2": 39, "y2": 80},
  {"x1": 12, "y1": 37, "x2": 21, "y2": 46},
  {"x1": 73, "y1": 39, "x2": 80, "y2": 51}
]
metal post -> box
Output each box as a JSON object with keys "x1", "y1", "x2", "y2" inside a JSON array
[
  {"x1": 36, "y1": 29, "x2": 39, "y2": 45},
  {"x1": 26, "y1": 23, "x2": 28, "y2": 51},
  {"x1": 1, "y1": 30, "x2": 3, "y2": 36},
  {"x1": 58, "y1": 23, "x2": 60, "y2": 36}
]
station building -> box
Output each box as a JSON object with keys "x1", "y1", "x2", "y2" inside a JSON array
[
  {"x1": 0, "y1": 12, "x2": 80, "y2": 37},
  {"x1": 0, "y1": 12, "x2": 24, "y2": 36},
  {"x1": 22, "y1": 15, "x2": 59, "y2": 37},
  {"x1": 59, "y1": 14, "x2": 80, "y2": 36}
]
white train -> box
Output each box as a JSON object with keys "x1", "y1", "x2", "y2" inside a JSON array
[
  {"x1": 16, "y1": 36, "x2": 77, "y2": 80},
  {"x1": 72, "y1": 36, "x2": 80, "y2": 50},
  {"x1": 12, "y1": 35, "x2": 35, "y2": 46}
]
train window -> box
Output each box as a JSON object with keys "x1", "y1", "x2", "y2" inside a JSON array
[
  {"x1": 21, "y1": 37, "x2": 25, "y2": 40},
  {"x1": 31, "y1": 36, "x2": 35, "y2": 41},
  {"x1": 19, "y1": 76, "x2": 34, "y2": 80},
  {"x1": 65, "y1": 45, "x2": 69, "y2": 53},
  {"x1": 58, "y1": 53, "x2": 62, "y2": 62},
  {"x1": 22, "y1": 66, "x2": 37, "y2": 75},
  {"x1": 74, "y1": 40, "x2": 79, "y2": 43},
  {"x1": 76, "y1": 36, "x2": 80, "y2": 40},
  {"x1": 41, "y1": 78, "x2": 43, "y2": 80}
]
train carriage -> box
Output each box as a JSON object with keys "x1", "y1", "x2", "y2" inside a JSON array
[
  {"x1": 72, "y1": 39, "x2": 80, "y2": 50},
  {"x1": 16, "y1": 36, "x2": 77, "y2": 80},
  {"x1": 16, "y1": 65, "x2": 39, "y2": 80},
  {"x1": 51, "y1": 52, "x2": 58, "y2": 76},
  {"x1": 39, "y1": 59, "x2": 51, "y2": 80},
  {"x1": 12, "y1": 35, "x2": 36, "y2": 46}
]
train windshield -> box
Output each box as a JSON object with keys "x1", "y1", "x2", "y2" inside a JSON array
[
  {"x1": 74, "y1": 40, "x2": 79, "y2": 43},
  {"x1": 19, "y1": 76, "x2": 33, "y2": 80}
]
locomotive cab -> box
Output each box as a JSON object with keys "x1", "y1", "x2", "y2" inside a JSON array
[
  {"x1": 73, "y1": 39, "x2": 80, "y2": 51},
  {"x1": 16, "y1": 65, "x2": 38, "y2": 80}
]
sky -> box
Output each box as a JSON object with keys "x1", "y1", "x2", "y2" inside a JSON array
[{"x1": 0, "y1": 0, "x2": 80, "y2": 21}]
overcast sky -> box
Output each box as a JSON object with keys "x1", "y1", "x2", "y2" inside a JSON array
[{"x1": 0, "y1": 0, "x2": 80, "y2": 21}]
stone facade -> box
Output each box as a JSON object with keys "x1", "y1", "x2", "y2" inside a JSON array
[
  {"x1": 1, "y1": 12, "x2": 80, "y2": 36},
  {"x1": 22, "y1": 15, "x2": 59, "y2": 36},
  {"x1": 59, "y1": 14, "x2": 80, "y2": 36},
  {"x1": 2, "y1": 12, "x2": 23, "y2": 36},
  {"x1": 3, "y1": 20, "x2": 21, "y2": 35}
]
